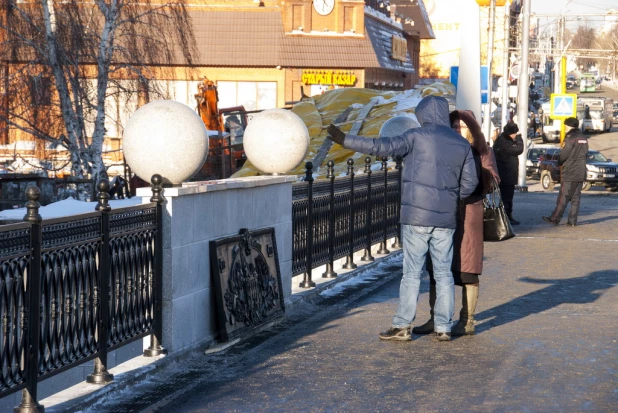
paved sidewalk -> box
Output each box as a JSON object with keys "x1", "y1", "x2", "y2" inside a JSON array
[{"x1": 62, "y1": 192, "x2": 618, "y2": 412}]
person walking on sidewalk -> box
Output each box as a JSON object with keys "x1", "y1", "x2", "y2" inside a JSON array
[
  {"x1": 529, "y1": 111, "x2": 538, "y2": 138},
  {"x1": 543, "y1": 117, "x2": 588, "y2": 226},
  {"x1": 326, "y1": 96, "x2": 478, "y2": 342},
  {"x1": 413, "y1": 110, "x2": 500, "y2": 337},
  {"x1": 493, "y1": 122, "x2": 524, "y2": 225}
]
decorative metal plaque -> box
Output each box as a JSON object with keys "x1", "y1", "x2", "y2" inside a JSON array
[{"x1": 209, "y1": 228, "x2": 284, "y2": 342}]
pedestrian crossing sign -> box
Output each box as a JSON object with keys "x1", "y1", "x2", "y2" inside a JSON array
[{"x1": 550, "y1": 94, "x2": 577, "y2": 119}]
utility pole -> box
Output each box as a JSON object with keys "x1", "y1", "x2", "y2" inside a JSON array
[
  {"x1": 501, "y1": 1, "x2": 511, "y2": 136},
  {"x1": 457, "y1": 1, "x2": 482, "y2": 122},
  {"x1": 0, "y1": 0, "x2": 9, "y2": 145},
  {"x1": 553, "y1": 16, "x2": 564, "y2": 97},
  {"x1": 516, "y1": 0, "x2": 530, "y2": 190},
  {"x1": 483, "y1": 0, "x2": 497, "y2": 143}
]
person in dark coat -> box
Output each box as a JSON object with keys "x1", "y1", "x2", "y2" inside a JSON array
[
  {"x1": 529, "y1": 111, "x2": 537, "y2": 137},
  {"x1": 413, "y1": 110, "x2": 501, "y2": 337},
  {"x1": 493, "y1": 122, "x2": 524, "y2": 225},
  {"x1": 543, "y1": 117, "x2": 588, "y2": 226},
  {"x1": 326, "y1": 96, "x2": 478, "y2": 342}
]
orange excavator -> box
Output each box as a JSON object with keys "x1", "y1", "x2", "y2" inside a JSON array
[{"x1": 195, "y1": 77, "x2": 248, "y2": 179}]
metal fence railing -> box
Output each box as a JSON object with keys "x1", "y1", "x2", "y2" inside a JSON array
[
  {"x1": 0, "y1": 175, "x2": 166, "y2": 412},
  {"x1": 292, "y1": 156, "x2": 403, "y2": 287}
]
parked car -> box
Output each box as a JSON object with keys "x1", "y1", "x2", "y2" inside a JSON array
[
  {"x1": 539, "y1": 149, "x2": 618, "y2": 191},
  {"x1": 567, "y1": 74, "x2": 577, "y2": 86},
  {"x1": 526, "y1": 145, "x2": 557, "y2": 179}
]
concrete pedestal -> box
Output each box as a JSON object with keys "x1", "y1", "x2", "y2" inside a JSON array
[{"x1": 136, "y1": 176, "x2": 296, "y2": 353}]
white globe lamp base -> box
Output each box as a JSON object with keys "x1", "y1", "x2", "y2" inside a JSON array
[
  {"x1": 243, "y1": 109, "x2": 309, "y2": 175},
  {"x1": 123, "y1": 100, "x2": 209, "y2": 185}
]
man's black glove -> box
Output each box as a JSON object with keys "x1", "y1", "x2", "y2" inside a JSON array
[{"x1": 327, "y1": 124, "x2": 346, "y2": 145}]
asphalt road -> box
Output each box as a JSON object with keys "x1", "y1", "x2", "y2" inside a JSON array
[{"x1": 77, "y1": 191, "x2": 618, "y2": 413}]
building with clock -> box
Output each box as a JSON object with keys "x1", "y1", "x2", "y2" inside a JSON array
[
  {"x1": 0, "y1": 0, "x2": 435, "y2": 170},
  {"x1": 168, "y1": 0, "x2": 435, "y2": 111}
]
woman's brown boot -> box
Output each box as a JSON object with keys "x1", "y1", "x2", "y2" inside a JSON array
[{"x1": 451, "y1": 283, "x2": 479, "y2": 336}]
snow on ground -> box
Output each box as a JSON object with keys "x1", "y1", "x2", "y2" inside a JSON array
[
  {"x1": 0, "y1": 197, "x2": 143, "y2": 221},
  {"x1": 319, "y1": 254, "x2": 403, "y2": 298}
]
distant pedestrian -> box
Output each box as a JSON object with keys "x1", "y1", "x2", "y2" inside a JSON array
[
  {"x1": 493, "y1": 122, "x2": 524, "y2": 225},
  {"x1": 529, "y1": 111, "x2": 537, "y2": 138},
  {"x1": 543, "y1": 117, "x2": 588, "y2": 226},
  {"x1": 326, "y1": 96, "x2": 478, "y2": 342},
  {"x1": 413, "y1": 110, "x2": 500, "y2": 337}
]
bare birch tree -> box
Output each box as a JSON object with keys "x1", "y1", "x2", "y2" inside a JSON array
[
  {"x1": 0, "y1": 0, "x2": 198, "y2": 199},
  {"x1": 569, "y1": 25, "x2": 598, "y2": 70},
  {"x1": 595, "y1": 23, "x2": 618, "y2": 78}
]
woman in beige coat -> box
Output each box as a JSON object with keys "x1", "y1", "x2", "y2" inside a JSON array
[{"x1": 413, "y1": 110, "x2": 500, "y2": 336}]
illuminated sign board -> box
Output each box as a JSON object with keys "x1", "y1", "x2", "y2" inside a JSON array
[
  {"x1": 476, "y1": 0, "x2": 507, "y2": 6},
  {"x1": 301, "y1": 71, "x2": 357, "y2": 86}
]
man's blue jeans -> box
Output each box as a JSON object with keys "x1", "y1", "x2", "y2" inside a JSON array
[{"x1": 392, "y1": 225, "x2": 455, "y2": 333}]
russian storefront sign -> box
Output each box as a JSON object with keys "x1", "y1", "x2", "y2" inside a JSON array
[{"x1": 301, "y1": 70, "x2": 357, "y2": 86}]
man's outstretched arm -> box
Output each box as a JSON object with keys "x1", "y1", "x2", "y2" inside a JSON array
[{"x1": 327, "y1": 124, "x2": 413, "y2": 158}]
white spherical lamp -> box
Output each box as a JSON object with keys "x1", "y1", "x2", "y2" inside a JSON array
[
  {"x1": 243, "y1": 109, "x2": 309, "y2": 174},
  {"x1": 123, "y1": 100, "x2": 209, "y2": 184},
  {"x1": 379, "y1": 116, "x2": 420, "y2": 138}
]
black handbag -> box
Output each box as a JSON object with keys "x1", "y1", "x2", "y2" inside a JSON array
[{"x1": 483, "y1": 178, "x2": 515, "y2": 242}]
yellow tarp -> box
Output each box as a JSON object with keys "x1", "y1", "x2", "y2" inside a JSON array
[{"x1": 232, "y1": 82, "x2": 456, "y2": 179}]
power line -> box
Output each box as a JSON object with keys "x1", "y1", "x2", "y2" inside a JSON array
[{"x1": 571, "y1": 1, "x2": 618, "y2": 11}]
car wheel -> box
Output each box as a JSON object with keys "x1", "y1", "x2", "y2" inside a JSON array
[
  {"x1": 541, "y1": 171, "x2": 554, "y2": 191},
  {"x1": 542, "y1": 134, "x2": 548, "y2": 143},
  {"x1": 582, "y1": 181, "x2": 592, "y2": 191}
]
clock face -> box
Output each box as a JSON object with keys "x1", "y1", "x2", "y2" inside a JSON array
[{"x1": 313, "y1": 0, "x2": 335, "y2": 16}]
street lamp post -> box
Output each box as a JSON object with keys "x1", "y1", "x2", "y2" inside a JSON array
[
  {"x1": 516, "y1": 0, "x2": 531, "y2": 190},
  {"x1": 500, "y1": 1, "x2": 511, "y2": 137},
  {"x1": 483, "y1": 0, "x2": 497, "y2": 144}
]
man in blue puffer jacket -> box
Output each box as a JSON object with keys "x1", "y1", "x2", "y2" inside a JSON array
[{"x1": 327, "y1": 96, "x2": 478, "y2": 342}]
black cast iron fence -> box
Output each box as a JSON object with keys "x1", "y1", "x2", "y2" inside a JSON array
[
  {"x1": 0, "y1": 175, "x2": 166, "y2": 412},
  {"x1": 293, "y1": 156, "x2": 403, "y2": 287}
]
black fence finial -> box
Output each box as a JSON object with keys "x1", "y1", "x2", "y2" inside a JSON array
[
  {"x1": 347, "y1": 158, "x2": 354, "y2": 176},
  {"x1": 326, "y1": 160, "x2": 335, "y2": 179},
  {"x1": 304, "y1": 162, "x2": 314, "y2": 182},
  {"x1": 150, "y1": 174, "x2": 165, "y2": 204},
  {"x1": 96, "y1": 179, "x2": 112, "y2": 212},
  {"x1": 23, "y1": 186, "x2": 41, "y2": 224}
]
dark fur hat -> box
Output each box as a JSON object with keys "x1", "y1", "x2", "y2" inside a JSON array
[
  {"x1": 449, "y1": 111, "x2": 460, "y2": 126},
  {"x1": 564, "y1": 117, "x2": 579, "y2": 128},
  {"x1": 503, "y1": 122, "x2": 519, "y2": 135}
]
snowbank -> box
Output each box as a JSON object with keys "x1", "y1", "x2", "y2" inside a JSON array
[{"x1": 0, "y1": 197, "x2": 143, "y2": 221}]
